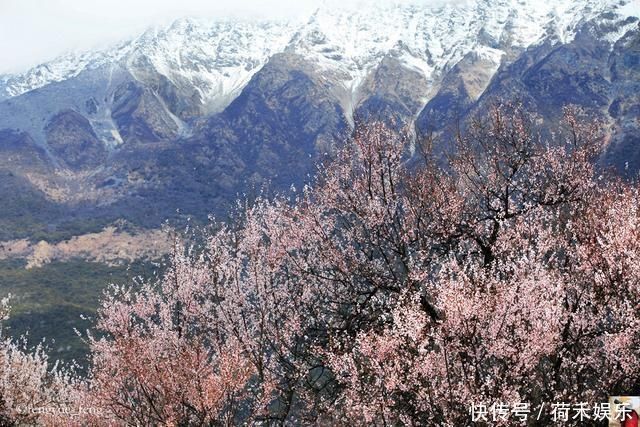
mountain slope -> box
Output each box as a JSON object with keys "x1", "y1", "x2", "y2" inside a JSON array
[{"x1": 0, "y1": 0, "x2": 637, "y2": 240}]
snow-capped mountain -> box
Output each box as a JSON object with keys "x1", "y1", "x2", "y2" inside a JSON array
[
  {"x1": 1, "y1": 0, "x2": 637, "y2": 108},
  {"x1": 289, "y1": 0, "x2": 624, "y2": 86},
  {"x1": 0, "y1": 18, "x2": 297, "y2": 113},
  {"x1": 0, "y1": 0, "x2": 638, "y2": 245}
]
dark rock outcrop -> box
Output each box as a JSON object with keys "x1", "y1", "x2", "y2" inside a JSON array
[{"x1": 45, "y1": 110, "x2": 107, "y2": 170}]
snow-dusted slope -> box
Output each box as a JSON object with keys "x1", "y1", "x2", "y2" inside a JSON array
[
  {"x1": 0, "y1": 17, "x2": 298, "y2": 114},
  {"x1": 0, "y1": 45, "x2": 132, "y2": 100},
  {"x1": 125, "y1": 18, "x2": 297, "y2": 113},
  {"x1": 288, "y1": 0, "x2": 638, "y2": 96},
  {"x1": 0, "y1": 18, "x2": 298, "y2": 113},
  {"x1": 0, "y1": 0, "x2": 638, "y2": 108}
]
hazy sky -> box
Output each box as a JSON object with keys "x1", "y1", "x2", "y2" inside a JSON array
[{"x1": 0, "y1": 0, "x2": 457, "y2": 74}]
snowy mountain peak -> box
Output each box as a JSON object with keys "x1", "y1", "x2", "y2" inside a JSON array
[
  {"x1": 124, "y1": 17, "x2": 297, "y2": 113},
  {"x1": 0, "y1": 0, "x2": 637, "y2": 106}
]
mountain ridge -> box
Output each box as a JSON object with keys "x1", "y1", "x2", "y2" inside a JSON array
[
  {"x1": 2, "y1": 0, "x2": 635, "y2": 105},
  {"x1": 0, "y1": 0, "x2": 637, "y2": 242}
]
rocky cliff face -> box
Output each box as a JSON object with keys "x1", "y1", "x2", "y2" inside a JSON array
[
  {"x1": 45, "y1": 110, "x2": 107, "y2": 170},
  {"x1": 0, "y1": 0, "x2": 638, "y2": 239}
]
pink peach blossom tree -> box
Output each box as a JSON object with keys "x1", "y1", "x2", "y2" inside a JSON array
[{"x1": 59, "y1": 104, "x2": 640, "y2": 425}]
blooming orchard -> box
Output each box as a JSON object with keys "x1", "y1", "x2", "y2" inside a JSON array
[{"x1": 1, "y1": 104, "x2": 639, "y2": 425}]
